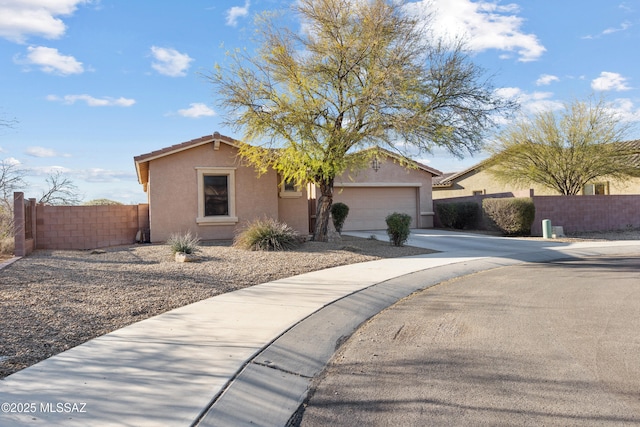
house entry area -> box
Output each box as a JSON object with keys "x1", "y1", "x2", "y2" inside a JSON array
[{"x1": 333, "y1": 186, "x2": 419, "y2": 231}]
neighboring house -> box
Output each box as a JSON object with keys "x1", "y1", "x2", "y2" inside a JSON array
[
  {"x1": 134, "y1": 132, "x2": 441, "y2": 242},
  {"x1": 432, "y1": 160, "x2": 557, "y2": 199},
  {"x1": 433, "y1": 140, "x2": 640, "y2": 199}
]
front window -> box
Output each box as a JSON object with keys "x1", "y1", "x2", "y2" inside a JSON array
[
  {"x1": 279, "y1": 178, "x2": 302, "y2": 198},
  {"x1": 196, "y1": 167, "x2": 238, "y2": 224},
  {"x1": 204, "y1": 175, "x2": 229, "y2": 216}
]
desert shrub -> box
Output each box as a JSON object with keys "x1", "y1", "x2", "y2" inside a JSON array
[
  {"x1": 233, "y1": 218, "x2": 300, "y2": 251},
  {"x1": 482, "y1": 198, "x2": 535, "y2": 235},
  {"x1": 385, "y1": 212, "x2": 412, "y2": 246},
  {"x1": 436, "y1": 202, "x2": 479, "y2": 229},
  {"x1": 167, "y1": 231, "x2": 201, "y2": 254},
  {"x1": 0, "y1": 236, "x2": 13, "y2": 255},
  {"x1": 0, "y1": 208, "x2": 14, "y2": 255},
  {"x1": 331, "y1": 202, "x2": 349, "y2": 233}
]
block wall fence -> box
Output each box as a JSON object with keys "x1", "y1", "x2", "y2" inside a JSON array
[
  {"x1": 433, "y1": 190, "x2": 640, "y2": 236},
  {"x1": 14, "y1": 192, "x2": 150, "y2": 257}
]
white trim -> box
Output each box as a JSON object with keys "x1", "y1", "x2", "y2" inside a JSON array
[
  {"x1": 196, "y1": 216, "x2": 239, "y2": 225},
  {"x1": 420, "y1": 211, "x2": 435, "y2": 216},
  {"x1": 279, "y1": 191, "x2": 303, "y2": 198},
  {"x1": 334, "y1": 182, "x2": 422, "y2": 188},
  {"x1": 196, "y1": 167, "x2": 237, "y2": 225}
]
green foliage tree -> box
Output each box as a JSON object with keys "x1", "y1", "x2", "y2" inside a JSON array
[
  {"x1": 209, "y1": 0, "x2": 515, "y2": 241},
  {"x1": 487, "y1": 96, "x2": 640, "y2": 195}
]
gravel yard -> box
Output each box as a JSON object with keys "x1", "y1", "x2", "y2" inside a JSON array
[
  {"x1": 0, "y1": 236, "x2": 433, "y2": 379},
  {"x1": 1, "y1": 229, "x2": 638, "y2": 379}
]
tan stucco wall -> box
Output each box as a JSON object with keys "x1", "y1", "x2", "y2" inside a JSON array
[
  {"x1": 335, "y1": 157, "x2": 435, "y2": 228},
  {"x1": 434, "y1": 166, "x2": 640, "y2": 199},
  {"x1": 277, "y1": 196, "x2": 309, "y2": 235},
  {"x1": 434, "y1": 167, "x2": 564, "y2": 199},
  {"x1": 609, "y1": 176, "x2": 640, "y2": 194},
  {"x1": 147, "y1": 142, "x2": 285, "y2": 242}
]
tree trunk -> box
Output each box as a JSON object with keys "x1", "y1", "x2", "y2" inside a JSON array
[{"x1": 313, "y1": 179, "x2": 334, "y2": 242}]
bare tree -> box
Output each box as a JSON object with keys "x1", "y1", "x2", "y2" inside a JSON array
[
  {"x1": 0, "y1": 160, "x2": 27, "y2": 211},
  {"x1": 38, "y1": 171, "x2": 83, "y2": 205}
]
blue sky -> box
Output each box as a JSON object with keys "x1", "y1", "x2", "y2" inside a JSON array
[{"x1": 1, "y1": 0, "x2": 639, "y2": 204}]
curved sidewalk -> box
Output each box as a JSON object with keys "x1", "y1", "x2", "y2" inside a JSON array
[{"x1": 1, "y1": 231, "x2": 639, "y2": 426}]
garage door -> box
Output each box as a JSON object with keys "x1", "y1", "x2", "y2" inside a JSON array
[{"x1": 333, "y1": 187, "x2": 417, "y2": 231}]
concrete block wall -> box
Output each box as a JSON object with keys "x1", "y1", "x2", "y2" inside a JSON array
[
  {"x1": 34, "y1": 204, "x2": 149, "y2": 250},
  {"x1": 531, "y1": 195, "x2": 640, "y2": 236},
  {"x1": 433, "y1": 191, "x2": 640, "y2": 236}
]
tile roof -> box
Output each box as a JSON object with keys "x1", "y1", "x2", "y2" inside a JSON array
[{"x1": 133, "y1": 132, "x2": 238, "y2": 187}]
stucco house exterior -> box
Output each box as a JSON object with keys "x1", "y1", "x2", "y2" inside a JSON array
[
  {"x1": 134, "y1": 132, "x2": 441, "y2": 242},
  {"x1": 433, "y1": 140, "x2": 640, "y2": 199}
]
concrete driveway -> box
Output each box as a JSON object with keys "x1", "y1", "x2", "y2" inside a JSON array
[
  {"x1": 347, "y1": 228, "x2": 572, "y2": 256},
  {"x1": 298, "y1": 253, "x2": 640, "y2": 426}
]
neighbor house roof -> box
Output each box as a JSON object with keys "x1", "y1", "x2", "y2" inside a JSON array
[
  {"x1": 432, "y1": 139, "x2": 640, "y2": 188},
  {"x1": 134, "y1": 132, "x2": 239, "y2": 190},
  {"x1": 620, "y1": 139, "x2": 640, "y2": 167},
  {"x1": 432, "y1": 159, "x2": 490, "y2": 188}
]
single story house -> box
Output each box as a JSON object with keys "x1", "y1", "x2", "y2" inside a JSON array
[
  {"x1": 433, "y1": 139, "x2": 640, "y2": 199},
  {"x1": 134, "y1": 132, "x2": 442, "y2": 242}
]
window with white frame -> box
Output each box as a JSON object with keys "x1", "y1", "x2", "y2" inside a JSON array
[
  {"x1": 279, "y1": 178, "x2": 302, "y2": 198},
  {"x1": 196, "y1": 167, "x2": 238, "y2": 224}
]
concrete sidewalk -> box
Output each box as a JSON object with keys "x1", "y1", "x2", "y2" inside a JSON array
[{"x1": 1, "y1": 231, "x2": 639, "y2": 426}]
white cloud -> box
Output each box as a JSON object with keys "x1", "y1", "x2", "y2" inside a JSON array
[
  {"x1": 47, "y1": 94, "x2": 136, "y2": 107},
  {"x1": 496, "y1": 87, "x2": 564, "y2": 114},
  {"x1": 407, "y1": 0, "x2": 545, "y2": 62},
  {"x1": 29, "y1": 165, "x2": 72, "y2": 176},
  {"x1": 26, "y1": 146, "x2": 57, "y2": 158},
  {"x1": 150, "y1": 46, "x2": 193, "y2": 77},
  {"x1": 82, "y1": 168, "x2": 135, "y2": 183},
  {"x1": 603, "y1": 21, "x2": 632, "y2": 35},
  {"x1": 3, "y1": 157, "x2": 21, "y2": 166},
  {"x1": 583, "y1": 21, "x2": 632, "y2": 39},
  {"x1": 591, "y1": 72, "x2": 631, "y2": 91},
  {"x1": 606, "y1": 98, "x2": 640, "y2": 123},
  {"x1": 0, "y1": 0, "x2": 90, "y2": 43},
  {"x1": 18, "y1": 46, "x2": 84, "y2": 75},
  {"x1": 226, "y1": 1, "x2": 250, "y2": 27},
  {"x1": 535, "y1": 74, "x2": 559, "y2": 86},
  {"x1": 177, "y1": 103, "x2": 216, "y2": 118}
]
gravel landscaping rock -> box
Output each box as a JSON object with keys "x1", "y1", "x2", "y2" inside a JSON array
[
  {"x1": 0, "y1": 236, "x2": 433, "y2": 379},
  {"x1": 2, "y1": 229, "x2": 638, "y2": 379}
]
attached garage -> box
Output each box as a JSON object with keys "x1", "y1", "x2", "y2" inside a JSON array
[{"x1": 333, "y1": 185, "x2": 419, "y2": 231}]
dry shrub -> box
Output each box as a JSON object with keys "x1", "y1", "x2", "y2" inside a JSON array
[{"x1": 233, "y1": 218, "x2": 300, "y2": 251}]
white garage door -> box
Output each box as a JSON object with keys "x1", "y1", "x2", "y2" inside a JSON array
[{"x1": 333, "y1": 187, "x2": 418, "y2": 231}]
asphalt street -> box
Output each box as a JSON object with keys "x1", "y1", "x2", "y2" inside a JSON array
[{"x1": 298, "y1": 255, "x2": 640, "y2": 426}]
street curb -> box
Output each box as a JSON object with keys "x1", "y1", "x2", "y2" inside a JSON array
[{"x1": 195, "y1": 245, "x2": 640, "y2": 426}]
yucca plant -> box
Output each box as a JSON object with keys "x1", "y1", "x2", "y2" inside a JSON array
[
  {"x1": 167, "y1": 231, "x2": 201, "y2": 254},
  {"x1": 233, "y1": 218, "x2": 300, "y2": 251}
]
